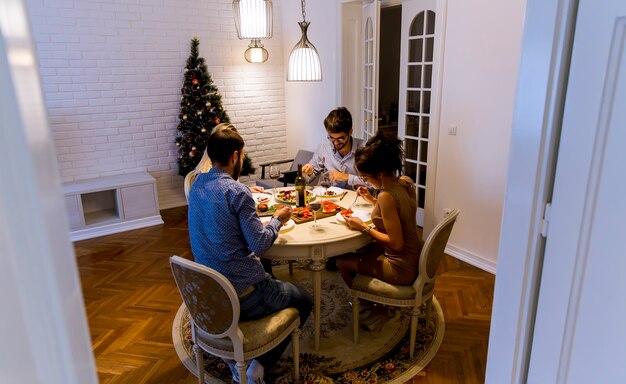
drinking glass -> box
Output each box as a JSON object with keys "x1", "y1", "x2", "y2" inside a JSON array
[
  {"x1": 309, "y1": 200, "x2": 322, "y2": 230},
  {"x1": 269, "y1": 163, "x2": 281, "y2": 196},
  {"x1": 319, "y1": 171, "x2": 332, "y2": 203}
]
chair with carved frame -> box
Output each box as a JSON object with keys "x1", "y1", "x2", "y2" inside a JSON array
[
  {"x1": 350, "y1": 209, "x2": 460, "y2": 358},
  {"x1": 170, "y1": 256, "x2": 300, "y2": 384}
]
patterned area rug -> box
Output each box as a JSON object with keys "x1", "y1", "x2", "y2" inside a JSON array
[{"x1": 172, "y1": 263, "x2": 444, "y2": 383}]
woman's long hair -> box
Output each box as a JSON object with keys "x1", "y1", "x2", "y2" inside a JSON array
[{"x1": 354, "y1": 131, "x2": 404, "y2": 176}]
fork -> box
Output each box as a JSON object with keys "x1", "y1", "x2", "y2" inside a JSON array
[{"x1": 348, "y1": 192, "x2": 359, "y2": 210}]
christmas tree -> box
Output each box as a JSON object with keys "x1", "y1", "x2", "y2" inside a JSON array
[{"x1": 175, "y1": 37, "x2": 255, "y2": 176}]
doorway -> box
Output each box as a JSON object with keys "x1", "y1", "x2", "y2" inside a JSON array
[
  {"x1": 348, "y1": 0, "x2": 445, "y2": 230},
  {"x1": 378, "y1": 5, "x2": 402, "y2": 138}
]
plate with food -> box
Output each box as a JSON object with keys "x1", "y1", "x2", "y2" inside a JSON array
[
  {"x1": 320, "y1": 199, "x2": 342, "y2": 213},
  {"x1": 256, "y1": 203, "x2": 277, "y2": 216},
  {"x1": 335, "y1": 209, "x2": 372, "y2": 224},
  {"x1": 253, "y1": 193, "x2": 272, "y2": 205},
  {"x1": 275, "y1": 189, "x2": 315, "y2": 204},
  {"x1": 260, "y1": 216, "x2": 295, "y2": 234},
  {"x1": 312, "y1": 186, "x2": 347, "y2": 199},
  {"x1": 292, "y1": 205, "x2": 313, "y2": 220}
]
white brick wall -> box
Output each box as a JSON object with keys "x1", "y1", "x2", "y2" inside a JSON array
[{"x1": 27, "y1": 0, "x2": 288, "y2": 209}]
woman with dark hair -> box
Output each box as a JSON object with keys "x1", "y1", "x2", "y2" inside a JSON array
[{"x1": 337, "y1": 130, "x2": 423, "y2": 291}]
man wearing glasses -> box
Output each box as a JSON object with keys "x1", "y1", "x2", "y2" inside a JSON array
[{"x1": 302, "y1": 107, "x2": 366, "y2": 190}]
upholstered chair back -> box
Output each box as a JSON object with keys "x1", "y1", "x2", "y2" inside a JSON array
[
  {"x1": 417, "y1": 209, "x2": 460, "y2": 292},
  {"x1": 170, "y1": 256, "x2": 239, "y2": 338}
]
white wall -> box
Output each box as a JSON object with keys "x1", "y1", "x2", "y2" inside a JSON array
[
  {"x1": 26, "y1": 0, "x2": 289, "y2": 209},
  {"x1": 281, "y1": 0, "x2": 342, "y2": 155},
  {"x1": 433, "y1": 0, "x2": 526, "y2": 271}
]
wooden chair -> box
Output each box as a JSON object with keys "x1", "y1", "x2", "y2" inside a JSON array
[
  {"x1": 256, "y1": 149, "x2": 316, "y2": 189},
  {"x1": 350, "y1": 209, "x2": 460, "y2": 358},
  {"x1": 170, "y1": 256, "x2": 300, "y2": 384}
]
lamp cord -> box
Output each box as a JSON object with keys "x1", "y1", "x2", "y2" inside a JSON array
[{"x1": 301, "y1": 0, "x2": 307, "y2": 22}]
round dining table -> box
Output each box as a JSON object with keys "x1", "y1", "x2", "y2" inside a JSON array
[{"x1": 260, "y1": 187, "x2": 373, "y2": 351}]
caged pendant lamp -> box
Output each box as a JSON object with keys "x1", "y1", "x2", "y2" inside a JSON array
[
  {"x1": 244, "y1": 39, "x2": 269, "y2": 63},
  {"x1": 233, "y1": 0, "x2": 272, "y2": 63},
  {"x1": 232, "y1": 0, "x2": 273, "y2": 40},
  {"x1": 287, "y1": 0, "x2": 322, "y2": 81}
]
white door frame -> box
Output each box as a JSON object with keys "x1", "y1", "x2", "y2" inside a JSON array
[
  {"x1": 362, "y1": 0, "x2": 381, "y2": 141},
  {"x1": 0, "y1": 1, "x2": 98, "y2": 382},
  {"x1": 485, "y1": 0, "x2": 579, "y2": 382},
  {"x1": 527, "y1": 0, "x2": 626, "y2": 381},
  {"x1": 397, "y1": 0, "x2": 447, "y2": 232}
]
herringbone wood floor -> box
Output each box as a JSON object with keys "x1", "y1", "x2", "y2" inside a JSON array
[{"x1": 75, "y1": 207, "x2": 494, "y2": 383}]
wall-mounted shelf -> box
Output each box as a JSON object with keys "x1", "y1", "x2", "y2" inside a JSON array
[{"x1": 63, "y1": 172, "x2": 163, "y2": 241}]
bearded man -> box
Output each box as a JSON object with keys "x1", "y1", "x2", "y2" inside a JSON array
[
  {"x1": 188, "y1": 123, "x2": 312, "y2": 383},
  {"x1": 302, "y1": 107, "x2": 367, "y2": 189}
]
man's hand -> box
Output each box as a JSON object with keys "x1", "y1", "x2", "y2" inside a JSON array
[
  {"x1": 274, "y1": 205, "x2": 293, "y2": 223},
  {"x1": 301, "y1": 163, "x2": 314, "y2": 176},
  {"x1": 330, "y1": 170, "x2": 349, "y2": 182},
  {"x1": 249, "y1": 185, "x2": 265, "y2": 193}
]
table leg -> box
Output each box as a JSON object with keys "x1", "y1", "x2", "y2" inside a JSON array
[{"x1": 309, "y1": 259, "x2": 324, "y2": 351}]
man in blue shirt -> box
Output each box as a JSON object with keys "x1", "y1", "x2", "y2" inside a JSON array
[
  {"x1": 301, "y1": 107, "x2": 367, "y2": 190},
  {"x1": 188, "y1": 123, "x2": 313, "y2": 383}
]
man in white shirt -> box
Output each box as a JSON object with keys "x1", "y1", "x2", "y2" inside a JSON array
[{"x1": 301, "y1": 107, "x2": 366, "y2": 190}]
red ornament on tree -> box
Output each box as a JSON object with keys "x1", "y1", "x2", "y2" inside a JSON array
[{"x1": 176, "y1": 37, "x2": 233, "y2": 176}]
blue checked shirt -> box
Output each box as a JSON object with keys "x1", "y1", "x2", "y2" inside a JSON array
[
  {"x1": 308, "y1": 137, "x2": 367, "y2": 190},
  {"x1": 188, "y1": 167, "x2": 283, "y2": 294}
]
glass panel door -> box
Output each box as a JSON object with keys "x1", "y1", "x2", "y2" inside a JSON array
[
  {"x1": 362, "y1": 0, "x2": 380, "y2": 141},
  {"x1": 398, "y1": 0, "x2": 442, "y2": 229}
]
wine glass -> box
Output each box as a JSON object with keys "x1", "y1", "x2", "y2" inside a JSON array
[
  {"x1": 309, "y1": 199, "x2": 322, "y2": 230},
  {"x1": 268, "y1": 163, "x2": 281, "y2": 196},
  {"x1": 319, "y1": 171, "x2": 332, "y2": 203}
]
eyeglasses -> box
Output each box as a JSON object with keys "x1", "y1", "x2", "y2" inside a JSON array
[{"x1": 327, "y1": 134, "x2": 348, "y2": 143}]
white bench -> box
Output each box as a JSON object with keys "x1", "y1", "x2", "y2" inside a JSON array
[{"x1": 63, "y1": 172, "x2": 163, "y2": 241}]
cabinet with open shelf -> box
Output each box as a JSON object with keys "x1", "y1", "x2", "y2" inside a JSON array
[{"x1": 63, "y1": 172, "x2": 163, "y2": 241}]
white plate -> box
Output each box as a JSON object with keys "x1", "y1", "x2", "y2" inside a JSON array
[
  {"x1": 312, "y1": 186, "x2": 347, "y2": 199},
  {"x1": 261, "y1": 217, "x2": 295, "y2": 234},
  {"x1": 335, "y1": 209, "x2": 372, "y2": 224},
  {"x1": 253, "y1": 193, "x2": 272, "y2": 205},
  {"x1": 274, "y1": 189, "x2": 315, "y2": 204}
]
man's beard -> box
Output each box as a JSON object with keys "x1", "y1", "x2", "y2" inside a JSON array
[
  {"x1": 232, "y1": 154, "x2": 242, "y2": 179},
  {"x1": 332, "y1": 137, "x2": 350, "y2": 153}
]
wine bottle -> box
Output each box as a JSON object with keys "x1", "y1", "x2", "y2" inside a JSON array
[{"x1": 295, "y1": 164, "x2": 307, "y2": 207}]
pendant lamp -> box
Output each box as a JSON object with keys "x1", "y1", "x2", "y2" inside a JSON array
[
  {"x1": 245, "y1": 39, "x2": 269, "y2": 63},
  {"x1": 233, "y1": 0, "x2": 272, "y2": 63},
  {"x1": 232, "y1": 0, "x2": 273, "y2": 39},
  {"x1": 287, "y1": 0, "x2": 322, "y2": 81}
]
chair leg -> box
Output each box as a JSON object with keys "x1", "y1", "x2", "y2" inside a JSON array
[
  {"x1": 291, "y1": 328, "x2": 301, "y2": 382},
  {"x1": 410, "y1": 306, "x2": 419, "y2": 358},
  {"x1": 289, "y1": 261, "x2": 294, "y2": 275},
  {"x1": 236, "y1": 360, "x2": 247, "y2": 384},
  {"x1": 193, "y1": 344, "x2": 204, "y2": 384},
  {"x1": 425, "y1": 297, "x2": 434, "y2": 332},
  {"x1": 352, "y1": 296, "x2": 360, "y2": 344}
]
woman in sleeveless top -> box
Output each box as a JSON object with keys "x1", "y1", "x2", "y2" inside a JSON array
[{"x1": 337, "y1": 131, "x2": 423, "y2": 288}]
